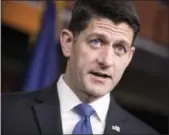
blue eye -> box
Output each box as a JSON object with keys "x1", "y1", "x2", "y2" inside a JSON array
[{"x1": 89, "y1": 39, "x2": 101, "y2": 47}]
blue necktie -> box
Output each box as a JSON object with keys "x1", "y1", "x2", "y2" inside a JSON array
[{"x1": 72, "y1": 103, "x2": 95, "y2": 134}]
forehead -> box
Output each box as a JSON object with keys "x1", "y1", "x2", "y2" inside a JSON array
[{"x1": 82, "y1": 18, "x2": 134, "y2": 45}]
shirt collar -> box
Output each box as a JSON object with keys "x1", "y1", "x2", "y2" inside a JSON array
[
  {"x1": 90, "y1": 93, "x2": 110, "y2": 122},
  {"x1": 57, "y1": 75, "x2": 82, "y2": 114},
  {"x1": 57, "y1": 74, "x2": 110, "y2": 122}
]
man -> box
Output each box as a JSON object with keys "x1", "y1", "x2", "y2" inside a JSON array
[{"x1": 2, "y1": 0, "x2": 159, "y2": 134}]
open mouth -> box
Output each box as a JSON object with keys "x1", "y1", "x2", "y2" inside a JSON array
[{"x1": 90, "y1": 71, "x2": 111, "y2": 79}]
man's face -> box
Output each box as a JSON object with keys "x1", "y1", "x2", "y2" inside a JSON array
[{"x1": 60, "y1": 18, "x2": 135, "y2": 97}]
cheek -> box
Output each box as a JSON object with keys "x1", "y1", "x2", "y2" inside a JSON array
[
  {"x1": 75, "y1": 43, "x2": 96, "y2": 69},
  {"x1": 114, "y1": 57, "x2": 129, "y2": 74}
]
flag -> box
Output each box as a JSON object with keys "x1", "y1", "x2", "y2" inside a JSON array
[{"x1": 22, "y1": 0, "x2": 62, "y2": 91}]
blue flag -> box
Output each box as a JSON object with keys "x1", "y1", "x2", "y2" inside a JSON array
[{"x1": 22, "y1": 1, "x2": 61, "y2": 91}]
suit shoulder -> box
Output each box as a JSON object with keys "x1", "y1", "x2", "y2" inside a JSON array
[
  {"x1": 2, "y1": 80, "x2": 57, "y2": 104},
  {"x1": 1, "y1": 90, "x2": 41, "y2": 108},
  {"x1": 2, "y1": 90, "x2": 36, "y2": 101},
  {"x1": 118, "y1": 104, "x2": 159, "y2": 134}
]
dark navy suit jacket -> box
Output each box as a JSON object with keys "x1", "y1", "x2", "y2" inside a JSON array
[{"x1": 2, "y1": 81, "x2": 159, "y2": 135}]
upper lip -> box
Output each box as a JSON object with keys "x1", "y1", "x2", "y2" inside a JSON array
[{"x1": 90, "y1": 71, "x2": 111, "y2": 78}]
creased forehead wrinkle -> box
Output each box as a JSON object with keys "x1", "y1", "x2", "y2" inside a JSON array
[{"x1": 83, "y1": 18, "x2": 134, "y2": 45}]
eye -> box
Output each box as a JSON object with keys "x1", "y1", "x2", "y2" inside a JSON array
[
  {"x1": 88, "y1": 39, "x2": 101, "y2": 48},
  {"x1": 114, "y1": 45, "x2": 127, "y2": 56}
]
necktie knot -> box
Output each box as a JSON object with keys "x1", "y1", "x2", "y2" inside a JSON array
[
  {"x1": 74, "y1": 103, "x2": 95, "y2": 117},
  {"x1": 72, "y1": 103, "x2": 95, "y2": 134}
]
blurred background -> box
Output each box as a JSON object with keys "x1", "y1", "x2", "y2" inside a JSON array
[{"x1": 1, "y1": 0, "x2": 169, "y2": 134}]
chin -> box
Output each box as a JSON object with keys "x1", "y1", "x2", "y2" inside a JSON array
[
  {"x1": 85, "y1": 85, "x2": 111, "y2": 97},
  {"x1": 83, "y1": 78, "x2": 113, "y2": 96}
]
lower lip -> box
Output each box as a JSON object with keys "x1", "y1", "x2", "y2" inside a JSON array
[{"x1": 90, "y1": 74, "x2": 107, "y2": 84}]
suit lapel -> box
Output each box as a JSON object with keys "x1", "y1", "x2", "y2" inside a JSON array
[
  {"x1": 104, "y1": 96, "x2": 127, "y2": 134},
  {"x1": 32, "y1": 81, "x2": 127, "y2": 135},
  {"x1": 33, "y1": 81, "x2": 63, "y2": 135}
]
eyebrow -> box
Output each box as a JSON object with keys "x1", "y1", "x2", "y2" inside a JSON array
[
  {"x1": 114, "y1": 40, "x2": 131, "y2": 48},
  {"x1": 87, "y1": 32, "x2": 131, "y2": 47},
  {"x1": 86, "y1": 32, "x2": 109, "y2": 42}
]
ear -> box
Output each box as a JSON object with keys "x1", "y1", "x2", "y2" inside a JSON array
[
  {"x1": 125, "y1": 46, "x2": 135, "y2": 67},
  {"x1": 60, "y1": 29, "x2": 74, "y2": 57}
]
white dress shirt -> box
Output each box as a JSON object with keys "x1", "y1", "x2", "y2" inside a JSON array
[{"x1": 57, "y1": 75, "x2": 110, "y2": 134}]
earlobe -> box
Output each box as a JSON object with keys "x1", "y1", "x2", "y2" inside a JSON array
[
  {"x1": 60, "y1": 29, "x2": 73, "y2": 57},
  {"x1": 130, "y1": 47, "x2": 135, "y2": 60},
  {"x1": 126, "y1": 46, "x2": 135, "y2": 67}
]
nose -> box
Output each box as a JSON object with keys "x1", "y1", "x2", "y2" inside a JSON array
[{"x1": 97, "y1": 47, "x2": 114, "y2": 68}]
